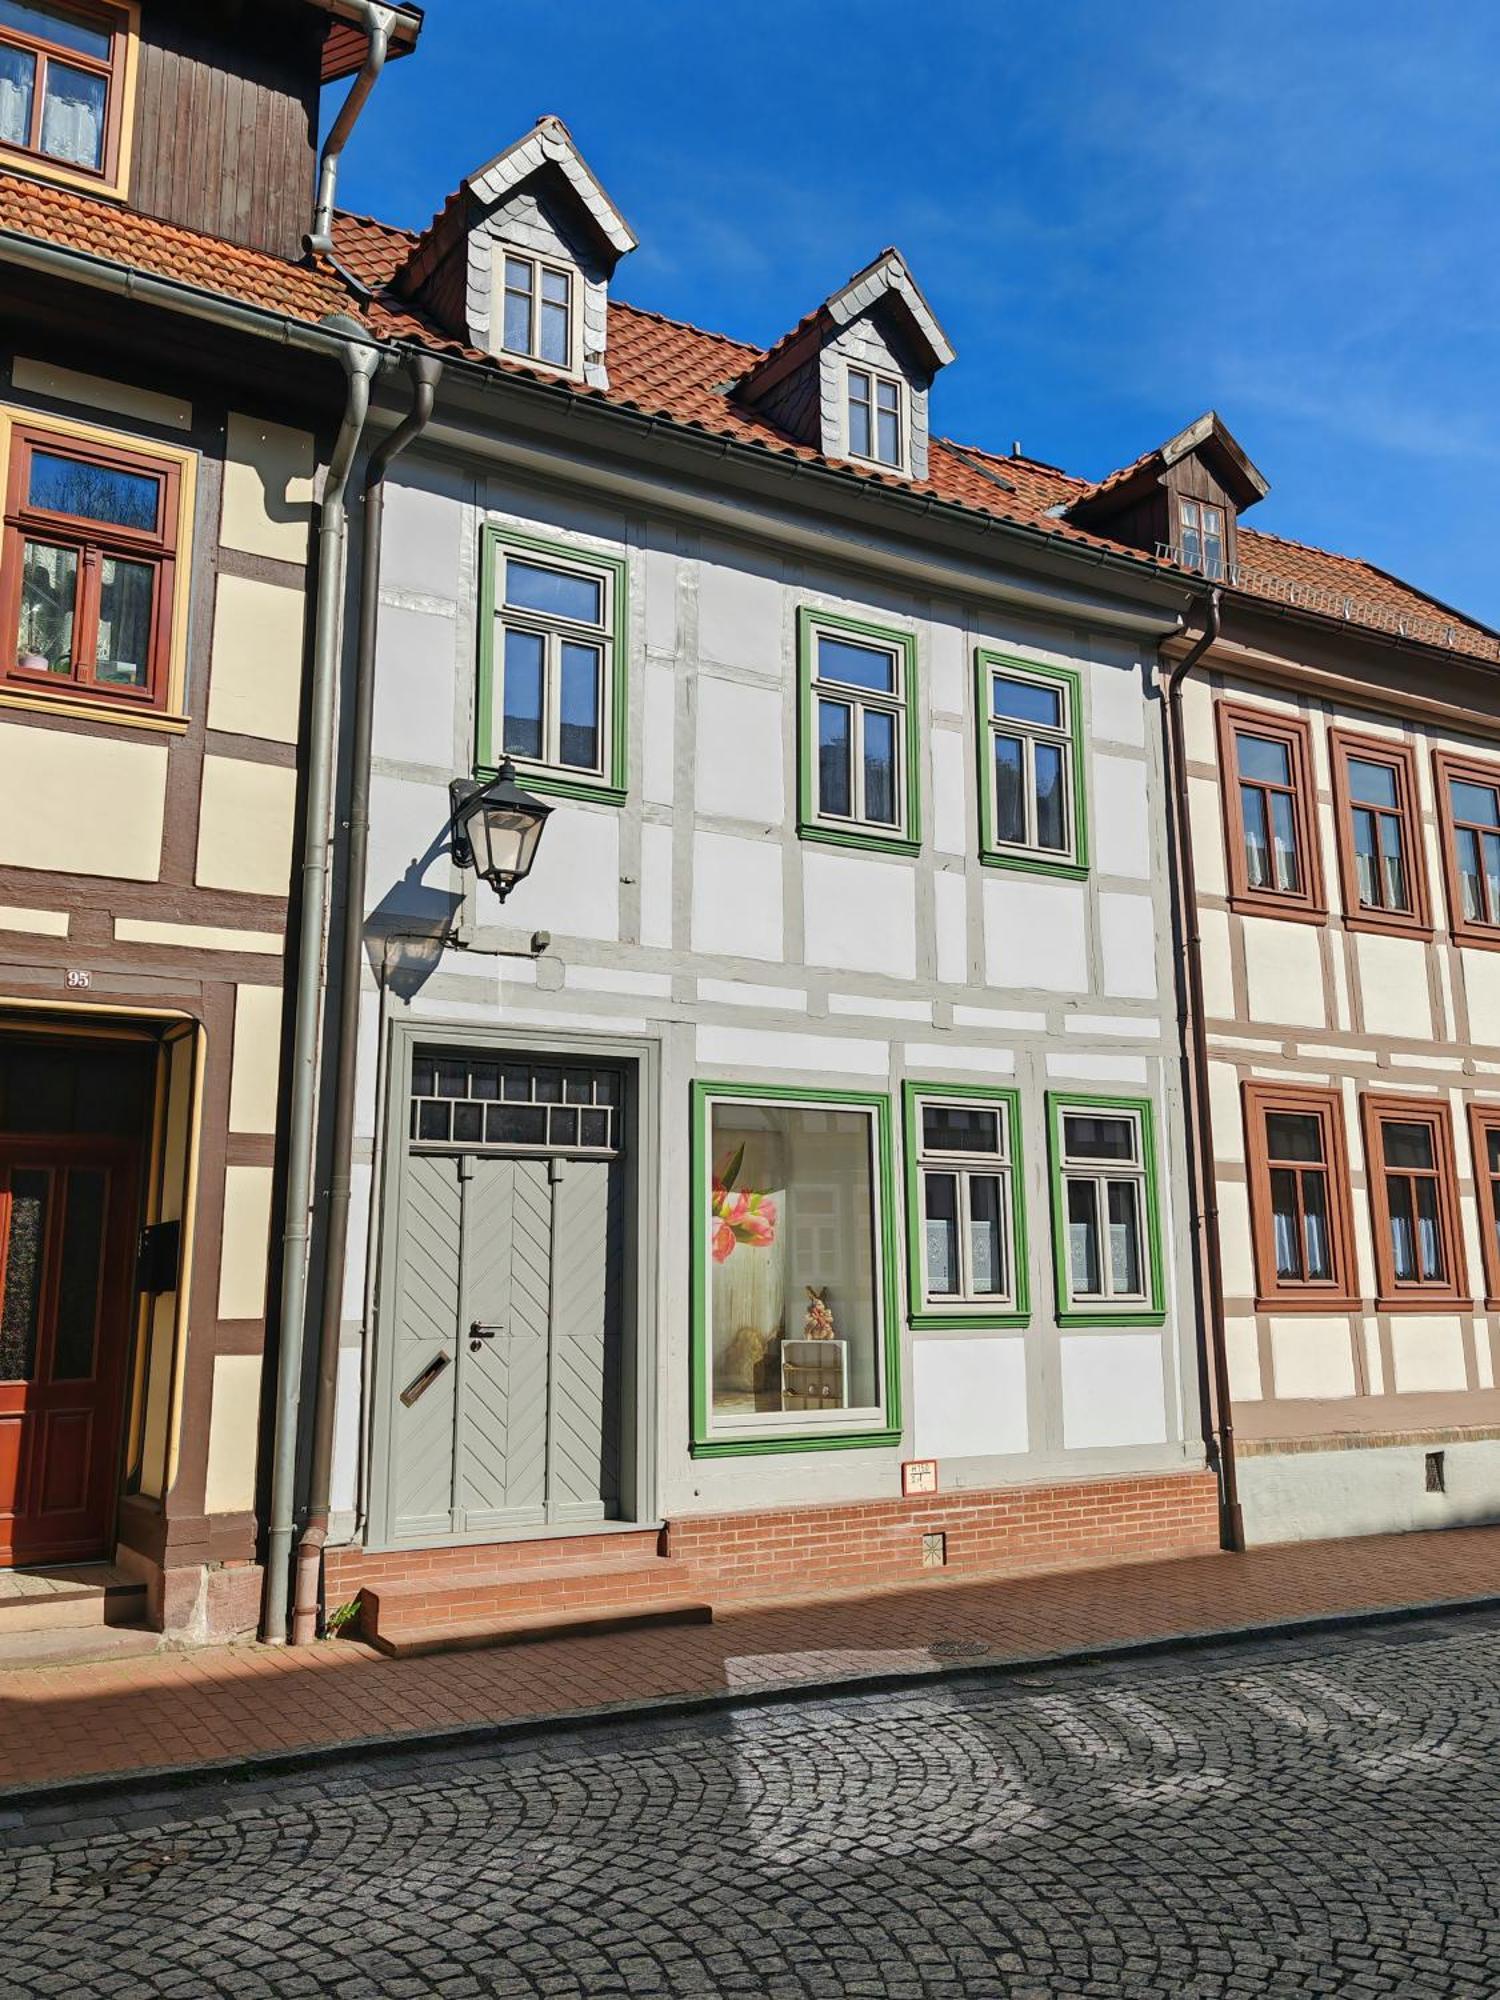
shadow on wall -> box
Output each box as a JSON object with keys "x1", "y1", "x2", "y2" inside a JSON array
[{"x1": 366, "y1": 832, "x2": 462, "y2": 1003}]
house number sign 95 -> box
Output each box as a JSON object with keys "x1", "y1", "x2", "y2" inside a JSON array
[{"x1": 66, "y1": 969, "x2": 92, "y2": 989}]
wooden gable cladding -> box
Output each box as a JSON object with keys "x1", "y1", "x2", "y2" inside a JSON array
[{"x1": 128, "y1": 0, "x2": 322, "y2": 261}]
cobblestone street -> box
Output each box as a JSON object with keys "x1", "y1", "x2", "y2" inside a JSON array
[{"x1": 4, "y1": 1611, "x2": 1499, "y2": 1997}]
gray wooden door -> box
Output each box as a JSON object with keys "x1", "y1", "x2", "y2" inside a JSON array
[{"x1": 388, "y1": 1097, "x2": 624, "y2": 1542}]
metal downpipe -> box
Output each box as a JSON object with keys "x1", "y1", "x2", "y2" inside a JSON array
[
  {"x1": 263, "y1": 334, "x2": 380, "y2": 1644},
  {"x1": 1163, "y1": 586, "x2": 1244, "y2": 1550},
  {"x1": 308, "y1": 2, "x2": 395, "y2": 259},
  {"x1": 290, "y1": 353, "x2": 442, "y2": 1646}
]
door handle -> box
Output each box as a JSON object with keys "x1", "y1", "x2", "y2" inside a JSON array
[{"x1": 469, "y1": 1321, "x2": 503, "y2": 1351}]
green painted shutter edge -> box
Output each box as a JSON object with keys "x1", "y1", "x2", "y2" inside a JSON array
[
  {"x1": 476, "y1": 524, "x2": 630, "y2": 806},
  {"x1": 1044, "y1": 1089, "x2": 1167, "y2": 1327},
  {"x1": 796, "y1": 605, "x2": 922, "y2": 855},
  {"x1": 974, "y1": 649, "x2": 1090, "y2": 880},
  {"x1": 901, "y1": 1079, "x2": 1030, "y2": 1330},
  {"x1": 690, "y1": 1078, "x2": 904, "y2": 1456}
]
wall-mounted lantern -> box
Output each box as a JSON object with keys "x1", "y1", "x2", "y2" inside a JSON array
[{"x1": 448, "y1": 761, "x2": 552, "y2": 901}]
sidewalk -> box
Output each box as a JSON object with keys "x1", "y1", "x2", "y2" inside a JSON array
[{"x1": 3, "y1": 1525, "x2": 1498, "y2": 1800}]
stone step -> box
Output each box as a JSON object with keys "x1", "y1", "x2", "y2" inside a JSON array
[
  {"x1": 0, "y1": 1564, "x2": 147, "y2": 1636},
  {"x1": 365, "y1": 1597, "x2": 713, "y2": 1659},
  {"x1": 339, "y1": 1527, "x2": 666, "y2": 1598},
  {"x1": 359, "y1": 1552, "x2": 703, "y2": 1647}
]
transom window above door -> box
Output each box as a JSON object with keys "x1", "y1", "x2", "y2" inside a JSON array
[
  {"x1": 1216, "y1": 701, "x2": 1324, "y2": 921},
  {"x1": 0, "y1": 0, "x2": 134, "y2": 196},
  {"x1": 976, "y1": 653, "x2": 1086, "y2": 876},
  {"x1": 409, "y1": 1049, "x2": 621, "y2": 1155},
  {"x1": 1, "y1": 416, "x2": 189, "y2": 715},
  {"x1": 903, "y1": 1083, "x2": 1028, "y2": 1327},
  {"x1": 1046, "y1": 1094, "x2": 1164, "y2": 1324},
  {"x1": 478, "y1": 529, "x2": 628, "y2": 804},
  {"x1": 797, "y1": 609, "x2": 918, "y2": 852}
]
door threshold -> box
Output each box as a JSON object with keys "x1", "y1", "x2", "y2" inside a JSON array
[{"x1": 376, "y1": 1520, "x2": 664, "y2": 1556}]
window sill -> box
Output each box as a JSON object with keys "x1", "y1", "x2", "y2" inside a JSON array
[
  {"x1": 1226, "y1": 891, "x2": 1327, "y2": 926},
  {"x1": 1056, "y1": 1309, "x2": 1167, "y2": 1329},
  {"x1": 690, "y1": 1426, "x2": 901, "y2": 1458},
  {"x1": 911, "y1": 1308, "x2": 1029, "y2": 1332},
  {"x1": 1447, "y1": 923, "x2": 1500, "y2": 955},
  {"x1": 476, "y1": 763, "x2": 625, "y2": 809},
  {"x1": 0, "y1": 686, "x2": 188, "y2": 734},
  {"x1": 1340, "y1": 911, "x2": 1433, "y2": 943},
  {"x1": 980, "y1": 849, "x2": 1088, "y2": 881},
  {"x1": 1254, "y1": 1292, "x2": 1362, "y2": 1315},
  {"x1": 1372, "y1": 1292, "x2": 1473, "y2": 1314},
  {"x1": 0, "y1": 145, "x2": 128, "y2": 204},
  {"x1": 798, "y1": 822, "x2": 920, "y2": 858}
]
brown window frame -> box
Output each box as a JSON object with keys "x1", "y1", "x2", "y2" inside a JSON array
[
  {"x1": 0, "y1": 0, "x2": 133, "y2": 193},
  {"x1": 1328, "y1": 728, "x2": 1431, "y2": 939},
  {"x1": 1433, "y1": 748, "x2": 1500, "y2": 953},
  {"x1": 1243, "y1": 1080, "x2": 1360, "y2": 1312},
  {"x1": 1178, "y1": 495, "x2": 1226, "y2": 580},
  {"x1": 1360, "y1": 1092, "x2": 1469, "y2": 1311},
  {"x1": 1467, "y1": 1102, "x2": 1500, "y2": 1311},
  {"x1": 1215, "y1": 699, "x2": 1326, "y2": 923},
  {"x1": 0, "y1": 419, "x2": 180, "y2": 714}
]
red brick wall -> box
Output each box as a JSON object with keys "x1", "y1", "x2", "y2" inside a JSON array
[{"x1": 662, "y1": 1470, "x2": 1222, "y2": 1599}]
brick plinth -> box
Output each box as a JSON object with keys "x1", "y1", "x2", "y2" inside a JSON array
[{"x1": 663, "y1": 1469, "x2": 1222, "y2": 1600}]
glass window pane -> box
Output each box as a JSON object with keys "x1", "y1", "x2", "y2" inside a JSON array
[
  {"x1": 549, "y1": 1106, "x2": 579, "y2": 1146},
  {"x1": 1488, "y1": 1131, "x2": 1500, "y2": 1176},
  {"x1": 470, "y1": 1063, "x2": 500, "y2": 1100},
  {"x1": 875, "y1": 379, "x2": 900, "y2": 415},
  {"x1": 500, "y1": 627, "x2": 545, "y2": 760},
  {"x1": 539, "y1": 298, "x2": 570, "y2": 366},
  {"x1": 876, "y1": 402, "x2": 901, "y2": 466},
  {"x1": 1106, "y1": 1180, "x2": 1142, "y2": 1294},
  {"x1": 579, "y1": 1108, "x2": 609, "y2": 1148},
  {"x1": 0, "y1": 1, "x2": 111, "y2": 59},
  {"x1": 28, "y1": 451, "x2": 158, "y2": 531},
  {"x1": 532, "y1": 1067, "x2": 562, "y2": 1103},
  {"x1": 1348, "y1": 758, "x2": 1398, "y2": 810},
  {"x1": 993, "y1": 734, "x2": 1025, "y2": 846},
  {"x1": 1386, "y1": 1175, "x2": 1417, "y2": 1280},
  {"x1": 17, "y1": 539, "x2": 76, "y2": 673},
  {"x1": 1266, "y1": 1113, "x2": 1324, "y2": 1163},
  {"x1": 818, "y1": 699, "x2": 851, "y2": 817},
  {"x1": 708, "y1": 1101, "x2": 881, "y2": 1417},
  {"x1": 1241, "y1": 785, "x2": 1272, "y2": 888},
  {"x1": 862, "y1": 708, "x2": 898, "y2": 825},
  {"x1": 1415, "y1": 1177, "x2": 1444, "y2": 1281},
  {"x1": 505, "y1": 558, "x2": 601, "y2": 625},
  {"x1": 436, "y1": 1059, "x2": 467, "y2": 1098},
  {"x1": 1352, "y1": 807, "x2": 1378, "y2": 906},
  {"x1": 1237, "y1": 733, "x2": 1291, "y2": 787},
  {"x1": 502, "y1": 262, "x2": 533, "y2": 354},
  {"x1": 452, "y1": 1102, "x2": 483, "y2": 1143},
  {"x1": 1034, "y1": 742, "x2": 1066, "y2": 851},
  {"x1": 847, "y1": 372, "x2": 871, "y2": 459},
  {"x1": 94, "y1": 555, "x2": 153, "y2": 688},
  {"x1": 1066, "y1": 1178, "x2": 1101, "y2": 1296},
  {"x1": 485, "y1": 1103, "x2": 547, "y2": 1146},
  {"x1": 541, "y1": 267, "x2": 570, "y2": 304},
  {"x1": 1269, "y1": 791, "x2": 1302, "y2": 892},
  {"x1": 1484, "y1": 832, "x2": 1500, "y2": 928},
  {"x1": 0, "y1": 1168, "x2": 47, "y2": 1382},
  {"x1": 1458, "y1": 827, "x2": 1485, "y2": 922},
  {"x1": 1270, "y1": 1166, "x2": 1302, "y2": 1279},
  {"x1": 1382, "y1": 1121, "x2": 1435, "y2": 1170},
  {"x1": 816, "y1": 635, "x2": 896, "y2": 694},
  {"x1": 923, "y1": 1172, "x2": 959, "y2": 1296},
  {"x1": 0, "y1": 44, "x2": 36, "y2": 146},
  {"x1": 1451, "y1": 779, "x2": 1500, "y2": 828},
  {"x1": 921, "y1": 1104, "x2": 1001, "y2": 1155},
  {"x1": 1063, "y1": 1115, "x2": 1136, "y2": 1162},
  {"x1": 416, "y1": 1100, "x2": 450, "y2": 1142},
  {"x1": 968, "y1": 1175, "x2": 1005, "y2": 1296},
  {"x1": 1378, "y1": 813, "x2": 1408, "y2": 911},
  {"x1": 991, "y1": 675, "x2": 1062, "y2": 729},
  {"x1": 1300, "y1": 1170, "x2": 1332, "y2": 1281},
  {"x1": 410, "y1": 1056, "x2": 436, "y2": 1097},
  {"x1": 559, "y1": 640, "x2": 601, "y2": 770},
  {"x1": 39, "y1": 58, "x2": 103, "y2": 168}
]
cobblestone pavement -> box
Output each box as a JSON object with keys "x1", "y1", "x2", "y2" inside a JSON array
[{"x1": 4, "y1": 1612, "x2": 1500, "y2": 1998}]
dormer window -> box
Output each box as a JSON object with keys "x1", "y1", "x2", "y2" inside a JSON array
[
  {"x1": 1179, "y1": 498, "x2": 1226, "y2": 579},
  {"x1": 847, "y1": 366, "x2": 903, "y2": 468},
  {"x1": 499, "y1": 251, "x2": 575, "y2": 371},
  {"x1": 0, "y1": 0, "x2": 132, "y2": 194}
]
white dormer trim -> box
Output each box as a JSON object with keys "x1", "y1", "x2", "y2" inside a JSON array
[
  {"x1": 826, "y1": 251, "x2": 955, "y2": 372},
  {"x1": 466, "y1": 117, "x2": 637, "y2": 262}
]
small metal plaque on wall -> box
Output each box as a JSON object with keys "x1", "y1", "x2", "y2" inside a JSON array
[{"x1": 902, "y1": 1458, "x2": 938, "y2": 1497}]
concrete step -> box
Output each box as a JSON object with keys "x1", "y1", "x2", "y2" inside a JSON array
[
  {"x1": 359, "y1": 1551, "x2": 704, "y2": 1648},
  {"x1": 342, "y1": 1527, "x2": 666, "y2": 1597},
  {"x1": 364, "y1": 1597, "x2": 713, "y2": 1659},
  {"x1": 0, "y1": 1564, "x2": 147, "y2": 1636},
  {"x1": 0, "y1": 1623, "x2": 161, "y2": 1670}
]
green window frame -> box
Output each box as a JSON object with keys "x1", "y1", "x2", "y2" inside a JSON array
[
  {"x1": 690, "y1": 1079, "x2": 903, "y2": 1456},
  {"x1": 975, "y1": 651, "x2": 1088, "y2": 878},
  {"x1": 797, "y1": 606, "x2": 921, "y2": 854},
  {"x1": 476, "y1": 525, "x2": 629, "y2": 806},
  {"x1": 1045, "y1": 1091, "x2": 1166, "y2": 1326},
  {"x1": 902, "y1": 1081, "x2": 1029, "y2": 1329}
]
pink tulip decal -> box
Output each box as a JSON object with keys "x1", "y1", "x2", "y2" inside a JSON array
[{"x1": 710, "y1": 1146, "x2": 778, "y2": 1260}]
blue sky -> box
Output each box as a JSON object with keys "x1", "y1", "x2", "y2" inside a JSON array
[{"x1": 338, "y1": 2, "x2": 1500, "y2": 625}]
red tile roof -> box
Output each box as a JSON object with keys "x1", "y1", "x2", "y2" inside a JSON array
[{"x1": 3, "y1": 167, "x2": 1493, "y2": 664}]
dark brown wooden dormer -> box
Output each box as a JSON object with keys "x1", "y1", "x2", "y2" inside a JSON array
[
  {"x1": 0, "y1": 0, "x2": 418, "y2": 261},
  {"x1": 1068, "y1": 411, "x2": 1268, "y2": 581}
]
